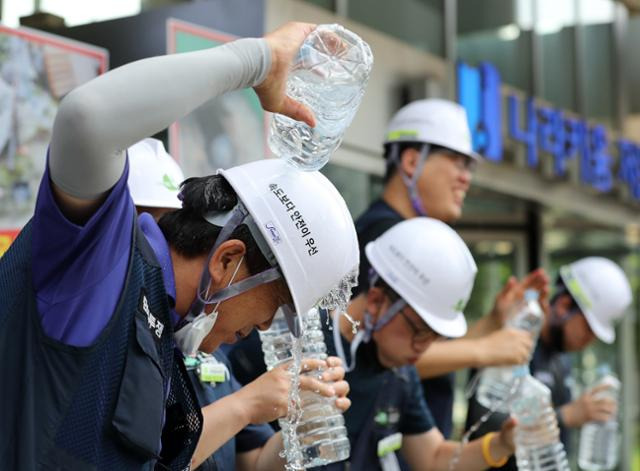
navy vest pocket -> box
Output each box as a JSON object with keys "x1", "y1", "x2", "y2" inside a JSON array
[{"x1": 112, "y1": 315, "x2": 166, "y2": 459}]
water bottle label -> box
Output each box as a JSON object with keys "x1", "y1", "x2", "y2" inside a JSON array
[{"x1": 377, "y1": 433, "x2": 402, "y2": 457}]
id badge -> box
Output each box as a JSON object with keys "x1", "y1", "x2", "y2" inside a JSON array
[
  {"x1": 377, "y1": 433, "x2": 402, "y2": 471},
  {"x1": 197, "y1": 356, "x2": 229, "y2": 384}
]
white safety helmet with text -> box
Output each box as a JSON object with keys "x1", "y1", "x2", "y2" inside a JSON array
[
  {"x1": 559, "y1": 257, "x2": 632, "y2": 344},
  {"x1": 178, "y1": 159, "x2": 360, "y2": 356},
  {"x1": 221, "y1": 159, "x2": 360, "y2": 323},
  {"x1": 366, "y1": 217, "x2": 477, "y2": 338},
  {"x1": 127, "y1": 138, "x2": 184, "y2": 209}
]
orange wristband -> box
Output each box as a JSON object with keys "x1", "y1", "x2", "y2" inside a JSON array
[{"x1": 482, "y1": 432, "x2": 509, "y2": 467}]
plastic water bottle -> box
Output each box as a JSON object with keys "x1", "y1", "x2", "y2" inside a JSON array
[
  {"x1": 476, "y1": 290, "x2": 544, "y2": 413},
  {"x1": 269, "y1": 24, "x2": 373, "y2": 171},
  {"x1": 259, "y1": 308, "x2": 350, "y2": 467},
  {"x1": 578, "y1": 366, "x2": 620, "y2": 470},
  {"x1": 510, "y1": 366, "x2": 570, "y2": 471}
]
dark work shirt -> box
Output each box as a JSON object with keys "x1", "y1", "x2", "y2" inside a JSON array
[
  {"x1": 323, "y1": 316, "x2": 436, "y2": 441},
  {"x1": 354, "y1": 199, "x2": 456, "y2": 437}
]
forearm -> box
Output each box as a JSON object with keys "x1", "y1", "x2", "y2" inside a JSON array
[
  {"x1": 236, "y1": 432, "x2": 285, "y2": 471},
  {"x1": 191, "y1": 391, "x2": 253, "y2": 468},
  {"x1": 415, "y1": 338, "x2": 484, "y2": 378},
  {"x1": 559, "y1": 402, "x2": 579, "y2": 428},
  {"x1": 50, "y1": 38, "x2": 270, "y2": 199},
  {"x1": 465, "y1": 314, "x2": 500, "y2": 340},
  {"x1": 432, "y1": 437, "x2": 510, "y2": 471}
]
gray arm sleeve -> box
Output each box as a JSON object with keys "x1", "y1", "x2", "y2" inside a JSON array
[{"x1": 49, "y1": 38, "x2": 271, "y2": 199}]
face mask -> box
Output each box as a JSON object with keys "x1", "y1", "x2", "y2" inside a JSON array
[{"x1": 174, "y1": 255, "x2": 244, "y2": 356}]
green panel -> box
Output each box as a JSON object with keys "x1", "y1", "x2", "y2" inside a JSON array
[
  {"x1": 457, "y1": 0, "x2": 516, "y2": 34},
  {"x1": 348, "y1": 0, "x2": 444, "y2": 57},
  {"x1": 540, "y1": 27, "x2": 576, "y2": 111},
  {"x1": 321, "y1": 163, "x2": 383, "y2": 219},
  {"x1": 302, "y1": 0, "x2": 335, "y2": 11},
  {"x1": 168, "y1": 25, "x2": 265, "y2": 175},
  {"x1": 627, "y1": 15, "x2": 640, "y2": 114},
  {"x1": 457, "y1": 29, "x2": 533, "y2": 92},
  {"x1": 581, "y1": 23, "x2": 614, "y2": 122},
  {"x1": 175, "y1": 31, "x2": 221, "y2": 52}
]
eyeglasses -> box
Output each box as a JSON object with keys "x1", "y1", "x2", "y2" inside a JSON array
[
  {"x1": 399, "y1": 309, "x2": 438, "y2": 346},
  {"x1": 443, "y1": 152, "x2": 477, "y2": 173}
]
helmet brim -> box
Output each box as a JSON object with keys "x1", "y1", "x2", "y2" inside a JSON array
[{"x1": 383, "y1": 138, "x2": 482, "y2": 162}]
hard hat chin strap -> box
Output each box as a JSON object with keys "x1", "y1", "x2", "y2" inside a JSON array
[
  {"x1": 392, "y1": 143, "x2": 430, "y2": 216},
  {"x1": 186, "y1": 203, "x2": 282, "y2": 322},
  {"x1": 333, "y1": 289, "x2": 406, "y2": 372}
]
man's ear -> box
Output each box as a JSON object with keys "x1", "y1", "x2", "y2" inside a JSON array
[
  {"x1": 208, "y1": 239, "x2": 247, "y2": 287},
  {"x1": 399, "y1": 147, "x2": 420, "y2": 179}
]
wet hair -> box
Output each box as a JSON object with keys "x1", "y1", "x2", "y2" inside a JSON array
[
  {"x1": 157, "y1": 174, "x2": 270, "y2": 276},
  {"x1": 382, "y1": 143, "x2": 449, "y2": 183}
]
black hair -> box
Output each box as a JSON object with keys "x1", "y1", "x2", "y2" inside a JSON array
[
  {"x1": 382, "y1": 142, "x2": 449, "y2": 183},
  {"x1": 157, "y1": 174, "x2": 270, "y2": 276},
  {"x1": 371, "y1": 276, "x2": 400, "y2": 302}
]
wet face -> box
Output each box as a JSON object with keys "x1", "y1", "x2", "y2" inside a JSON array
[
  {"x1": 402, "y1": 148, "x2": 474, "y2": 222},
  {"x1": 368, "y1": 289, "x2": 440, "y2": 368},
  {"x1": 196, "y1": 240, "x2": 292, "y2": 353},
  {"x1": 199, "y1": 276, "x2": 291, "y2": 352}
]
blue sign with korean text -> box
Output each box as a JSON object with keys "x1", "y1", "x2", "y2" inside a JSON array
[
  {"x1": 457, "y1": 62, "x2": 502, "y2": 161},
  {"x1": 457, "y1": 61, "x2": 639, "y2": 200}
]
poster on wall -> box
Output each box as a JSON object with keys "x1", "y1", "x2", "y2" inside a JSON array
[
  {"x1": 0, "y1": 25, "x2": 108, "y2": 251},
  {"x1": 167, "y1": 19, "x2": 266, "y2": 177}
]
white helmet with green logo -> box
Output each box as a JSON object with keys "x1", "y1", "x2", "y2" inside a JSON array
[
  {"x1": 384, "y1": 98, "x2": 479, "y2": 161},
  {"x1": 365, "y1": 217, "x2": 477, "y2": 337},
  {"x1": 127, "y1": 138, "x2": 184, "y2": 209},
  {"x1": 559, "y1": 257, "x2": 632, "y2": 343}
]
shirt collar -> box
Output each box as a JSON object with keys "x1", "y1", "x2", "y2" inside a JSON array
[{"x1": 138, "y1": 212, "x2": 180, "y2": 326}]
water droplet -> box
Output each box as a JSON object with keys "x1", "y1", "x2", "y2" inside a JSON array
[{"x1": 340, "y1": 311, "x2": 360, "y2": 334}]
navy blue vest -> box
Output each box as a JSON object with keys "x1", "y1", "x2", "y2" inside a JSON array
[{"x1": 0, "y1": 220, "x2": 202, "y2": 470}]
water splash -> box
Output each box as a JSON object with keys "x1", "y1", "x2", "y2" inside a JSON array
[
  {"x1": 318, "y1": 266, "x2": 358, "y2": 314},
  {"x1": 279, "y1": 334, "x2": 306, "y2": 470},
  {"x1": 447, "y1": 375, "x2": 523, "y2": 471},
  {"x1": 318, "y1": 266, "x2": 360, "y2": 335},
  {"x1": 341, "y1": 311, "x2": 360, "y2": 334}
]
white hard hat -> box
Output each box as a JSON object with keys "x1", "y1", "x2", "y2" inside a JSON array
[
  {"x1": 365, "y1": 217, "x2": 477, "y2": 338},
  {"x1": 559, "y1": 257, "x2": 632, "y2": 343},
  {"x1": 127, "y1": 138, "x2": 184, "y2": 209},
  {"x1": 220, "y1": 159, "x2": 359, "y2": 316},
  {"x1": 384, "y1": 98, "x2": 479, "y2": 160}
]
